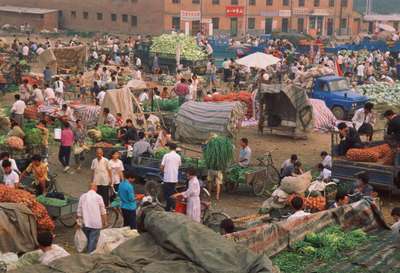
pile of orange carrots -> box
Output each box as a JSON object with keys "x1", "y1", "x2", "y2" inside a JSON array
[{"x1": 204, "y1": 91, "x2": 253, "y2": 118}]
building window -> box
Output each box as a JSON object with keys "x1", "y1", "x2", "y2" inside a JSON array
[
  {"x1": 314, "y1": 0, "x2": 319, "y2": 7},
  {"x1": 266, "y1": 0, "x2": 273, "y2": 6},
  {"x1": 231, "y1": 0, "x2": 238, "y2": 4},
  {"x1": 212, "y1": 17, "x2": 219, "y2": 29},
  {"x1": 131, "y1": 15, "x2": 138, "y2": 27},
  {"x1": 192, "y1": 0, "x2": 200, "y2": 3},
  {"x1": 248, "y1": 18, "x2": 255, "y2": 29},
  {"x1": 172, "y1": 0, "x2": 180, "y2": 3},
  {"x1": 283, "y1": 0, "x2": 289, "y2": 5},
  {"x1": 122, "y1": 14, "x2": 128, "y2": 22},
  {"x1": 341, "y1": 0, "x2": 348, "y2": 7},
  {"x1": 97, "y1": 13, "x2": 103, "y2": 20},
  {"x1": 282, "y1": 18, "x2": 289, "y2": 32},
  {"x1": 249, "y1": 0, "x2": 256, "y2": 5},
  {"x1": 111, "y1": 14, "x2": 117, "y2": 22},
  {"x1": 71, "y1": 11, "x2": 76, "y2": 19},
  {"x1": 297, "y1": 18, "x2": 304, "y2": 32},
  {"x1": 329, "y1": 0, "x2": 334, "y2": 7},
  {"x1": 212, "y1": 0, "x2": 220, "y2": 5},
  {"x1": 340, "y1": 18, "x2": 347, "y2": 29},
  {"x1": 83, "y1": 11, "x2": 88, "y2": 19},
  {"x1": 298, "y1": 0, "x2": 305, "y2": 7},
  {"x1": 172, "y1": 16, "x2": 180, "y2": 30}
]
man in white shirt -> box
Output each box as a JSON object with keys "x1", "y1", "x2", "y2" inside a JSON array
[
  {"x1": 97, "y1": 90, "x2": 106, "y2": 106},
  {"x1": 77, "y1": 182, "x2": 107, "y2": 253},
  {"x1": 11, "y1": 94, "x2": 26, "y2": 126},
  {"x1": 0, "y1": 152, "x2": 20, "y2": 174},
  {"x1": 54, "y1": 77, "x2": 64, "y2": 98},
  {"x1": 160, "y1": 143, "x2": 181, "y2": 211},
  {"x1": 22, "y1": 44, "x2": 29, "y2": 58},
  {"x1": 139, "y1": 90, "x2": 149, "y2": 103},
  {"x1": 135, "y1": 56, "x2": 142, "y2": 68},
  {"x1": 356, "y1": 63, "x2": 365, "y2": 83},
  {"x1": 287, "y1": 196, "x2": 310, "y2": 221},
  {"x1": 317, "y1": 163, "x2": 331, "y2": 182},
  {"x1": 352, "y1": 102, "x2": 375, "y2": 141},
  {"x1": 32, "y1": 84, "x2": 44, "y2": 104},
  {"x1": 102, "y1": 108, "x2": 116, "y2": 128},
  {"x1": 1, "y1": 160, "x2": 19, "y2": 188},
  {"x1": 37, "y1": 231, "x2": 70, "y2": 265},
  {"x1": 43, "y1": 84, "x2": 56, "y2": 103},
  {"x1": 91, "y1": 148, "x2": 111, "y2": 206}
]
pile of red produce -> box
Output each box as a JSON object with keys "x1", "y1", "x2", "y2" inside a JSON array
[
  {"x1": 0, "y1": 185, "x2": 55, "y2": 231},
  {"x1": 204, "y1": 91, "x2": 253, "y2": 118}
]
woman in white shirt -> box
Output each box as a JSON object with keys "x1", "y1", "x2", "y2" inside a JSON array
[
  {"x1": 107, "y1": 151, "x2": 124, "y2": 192},
  {"x1": 54, "y1": 77, "x2": 64, "y2": 98}
]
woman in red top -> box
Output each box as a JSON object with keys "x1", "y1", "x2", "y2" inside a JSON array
[{"x1": 59, "y1": 122, "x2": 74, "y2": 172}]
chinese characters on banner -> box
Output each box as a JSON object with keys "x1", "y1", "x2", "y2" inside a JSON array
[
  {"x1": 226, "y1": 6, "x2": 244, "y2": 17},
  {"x1": 180, "y1": 10, "x2": 201, "y2": 21}
]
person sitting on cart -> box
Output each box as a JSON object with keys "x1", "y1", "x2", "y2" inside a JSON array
[
  {"x1": 20, "y1": 154, "x2": 49, "y2": 195},
  {"x1": 354, "y1": 172, "x2": 374, "y2": 198},
  {"x1": 37, "y1": 231, "x2": 70, "y2": 265},
  {"x1": 352, "y1": 102, "x2": 376, "y2": 142},
  {"x1": 337, "y1": 122, "x2": 363, "y2": 156},
  {"x1": 238, "y1": 138, "x2": 252, "y2": 168},
  {"x1": 172, "y1": 167, "x2": 201, "y2": 223},
  {"x1": 133, "y1": 132, "x2": 152, "y2": 158},
  {"x1": 383, "y1": 110, "x2": 400, "y2": 146},
  {"x1": 317, "y1": 163, "x2": 331, "y2": 182}
]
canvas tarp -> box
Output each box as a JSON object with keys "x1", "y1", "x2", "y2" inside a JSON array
[
  {"x1": 53, "y1": 46, "x2": 87, "y2": 72},
  {"x1": 12, "y1": 209, "x2": 275, "y2": 273},
  {"x1": 37, "y1": 49, "x2": 57, "y2": 73},
  {"x1": 224, "y1": 199, "x2": 389, "y2": 257},
  {"x1": 0, "y1": 203, "x2": 38, "y2": 253},
  {"x1": 175, "y1": 101, "x2": 245, "y2": 144},
  {"x1": 98, "y1": 88, "x2": 135, "y2": 124}
]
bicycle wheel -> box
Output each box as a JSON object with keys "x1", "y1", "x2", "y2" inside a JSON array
[
  {"x1": 58, "y1": 214, "x2": 77, "y2": 228},
  {"x1": 203, "y1": 211, "x2": 230, "y2": 233},
  {"x1": 252, "y1": 173, "x2": 267, "y2": 197},
  {"x1": 106, "y1": 207, "x2": 120, "y2": 228}
]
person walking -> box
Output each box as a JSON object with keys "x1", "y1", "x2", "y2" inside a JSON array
[
  {"x1": 73, "y1": 119, "x2": 86, "y2": 170},
  {"x1": 58, "y1": 123, "x2": 74, "y2": 172},
  {"x1": 77, "y1": 182, "x2": 107, "y2": 253},
  {"x1": 108, "y1": 151, "x2": 124, "y2": 192},
  {"x1": 10, "y1": 94, "x2": 26, "y2": 127},
  {"x1": 160, "y1": 143, "x2": 181, "y2": 211},
  {"x1": 118, "y1": 170, "x2": 137, "y2": 229},
  {"x1": 91, "y1": 148, "x2": 111, "y2": 207}
]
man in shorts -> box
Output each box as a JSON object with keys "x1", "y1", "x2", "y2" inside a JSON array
[{"x1": 207, "y1": 170, "x2": 223, "y2": 201}]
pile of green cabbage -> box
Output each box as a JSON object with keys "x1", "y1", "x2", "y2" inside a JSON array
[
  {"x1": 150, "y1": 34, "x2": 207, "y2": 61},
  {"x1": 357, "y1": 82, "x2": 400, "y2": 106}
]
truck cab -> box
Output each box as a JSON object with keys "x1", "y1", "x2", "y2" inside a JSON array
[{"x1": 310, "y1": 75, "x2": 369, "y2": 120}]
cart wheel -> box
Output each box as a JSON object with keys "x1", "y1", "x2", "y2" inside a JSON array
[
  {"x1": 58, "y1": 214, "x2": 77, "y2": 228},
  {"x1": 267, "y1": 165, "x2": 281, "y2": 185},
  {"x1": 144, "y1": 179, "x2": 164, "y2": 206},
  {"x1": 203, "y1": 212, "x2": 230, "y2": 233},
  {"x1": 252, "y1": 173, "x2": 267, "y2": 197},
  {"x1": 106, "y1": 207, "x2": 120, "y2": 228}
]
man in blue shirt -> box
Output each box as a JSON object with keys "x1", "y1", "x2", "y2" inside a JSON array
[{"x1": 118, "y1": 170, "x2": 137, "y2": 229}]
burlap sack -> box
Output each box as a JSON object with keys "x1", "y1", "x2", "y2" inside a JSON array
[{"x1": 280, "y1": 171, "x2": 312, "y2": 194}]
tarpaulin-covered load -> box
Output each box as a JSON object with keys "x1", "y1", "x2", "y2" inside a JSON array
[
  {"x1": 37, "y1": 49, "x2": 57, "y2": 73},
  {"x1": 224, "y1": 199, "x2": 389, "y2": 257},
  {"x1": 12, "y1": 209, "x2": 275, "y2": 273},
  {"x1": 53, "y1": 46, "x2": 87, "y2": 73},
  {"x1": 0, "y1": 203, "x2": 38, "y2": 253},
  {"x1": 309, "y1": 98, "x2": 337, "y2": 131},
  {"x1": 258, "y1": 84, "x2": 313, "y2": 133},
  {"x1": 175, "y1": 101, "x2": 246, "y2": 144}
]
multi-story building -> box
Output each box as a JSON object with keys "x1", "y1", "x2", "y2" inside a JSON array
[{"x1": 0, "y1": 0, "x2": 355, "y2": 37}]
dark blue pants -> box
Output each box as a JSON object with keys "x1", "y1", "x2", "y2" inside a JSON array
[
  {"x1": 82, "y1": 227, "x2": 100, "y2": 253},
  {"x1": 121, "y1": 208, "x2": 136, "y2": 229},
  {"x1": 163, "y1": 183, "x2": 176, "y2": 212},
  {"x1": 58, "y1": 146, "x2": 71, "y2": 167}
]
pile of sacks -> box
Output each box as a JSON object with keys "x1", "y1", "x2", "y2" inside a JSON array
[{"x1": 262, "y1": 172, "x2": 312, "y2": 210}]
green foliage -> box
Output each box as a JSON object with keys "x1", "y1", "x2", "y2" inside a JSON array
[
  {"x1": 144, "y1": 98, "x2": 180, "y2": 112},
  {"x1": 96, "y1": 125, "x2": 117, "y2": 141},
  {"x1": 25, "y1": 128, "x2": 43, "y2": 146},
  {"x1": 37, "y1": 195, "x2": 68, "y2": 207},
  {"x1": 204, "y1": 136, "x2": 234, "y2": 171},
  {"x1": 154, "y1": 147, "x2": 170, "y2": 160},
  {"x1": 273, "y1": 225, "x2": 372, "y2": 273},
  {"x1": 226, "y1": 165, "x2": 255, "y2": 183}
]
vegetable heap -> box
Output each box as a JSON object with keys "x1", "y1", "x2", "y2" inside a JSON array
[
  {"x1": 24, "y1": 128, "x2": 43, "y2": 146},
  {"x1": 273, "y1": 225, "x2": 372, "y2": 273},
  {"x1": 97, "y1": 125, "x2": 118, "y2": 141},
  {"x1": 226, "y1": 165, "x2": 255, "y2": 183},
  {"x1": 357, "y1": 82, "x2": 400, "y2": 106},
  {"x1": 37, "y1": 195, "x2": 68, "y2": 207},
  {"x1": 0, "y1": 185, "x2": 55, "y2": 231},
  {"x1": 144, "y1": 98, "x2": 180, "y2": 113},
  {"x1": 204, "y1": 136, "x2": 234, "y2": 171},
  {"x1": 150, "y1": 34, "x2": 207, "y2": 61},
  {"x1": 154, "y1": 147, "x2": 170, "y2": 160},
  {"x1": 183, "y1": 157, "x2": 206, "y2": 169}
]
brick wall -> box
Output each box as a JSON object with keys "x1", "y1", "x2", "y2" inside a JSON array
[{"x1": 0, "y1": 10, "x2": 57, "y2": 31}]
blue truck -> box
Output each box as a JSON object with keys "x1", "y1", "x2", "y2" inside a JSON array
[{"x1": 310, "y1": 75, "x2": 369, "y2": 120}]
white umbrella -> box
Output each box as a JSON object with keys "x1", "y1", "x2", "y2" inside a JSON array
[
  {"x1": 377, "y1": 23, "x2": 396, "y2": 33},
  {"x1": 235, "y1": 52, "x2": 280, "y2": 69}
]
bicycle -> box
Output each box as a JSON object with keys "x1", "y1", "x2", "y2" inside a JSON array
[{"x1": 256, "y1": 152, "x2": 281, "y2": 195}]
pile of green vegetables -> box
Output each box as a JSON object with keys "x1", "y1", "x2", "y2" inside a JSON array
[
  {"x1": 357, "y1": 82, "x2": 400, "y2": 106},
  {"x1": 154, "y1": 147, "x2": 170, "y2": 159},
  {"x1": 150, "y1": 34, "x2": 207, "y2": 61},
  {"x1": 273, "y1": 225, "x2": 373, "y2": 273},
  {"x1": 37, "y1": 195, "x2": 68, "y2": 207},
  {"x1": 0, "y1": 135, "x2": 6, "y2": 145},
  {"x1": 25, "y1": 128, "x2": 42, "y2": 146},
  {"x1": 226, "y1": 165, "x2": 255, "y2": 183},
  {"x1": 97, "y1": 125, "x2": 118, "y2": 141},
  {"x1": 204, "y1": 136, "x2": 234, "y2": 171},
  {"x1": 144, "y1": 98, "x2": 180, "y2": 113},
  {"x1": 183, "y1": 157, "x2": 206, "y2": 169}
]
